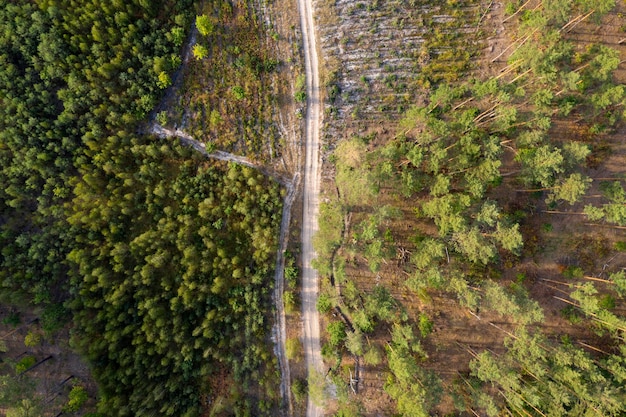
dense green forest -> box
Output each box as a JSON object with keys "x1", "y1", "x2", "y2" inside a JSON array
[
  {"x1": 0, "y1": 0, "x2": 283, "y2": 416},
  {"x1": 314, "y1": 0, "x2": 626, "y2": 416}
]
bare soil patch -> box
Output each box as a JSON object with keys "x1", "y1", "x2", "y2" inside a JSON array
[{"x1": 0, "y1": 307, "x2": 97, "y2": 416}]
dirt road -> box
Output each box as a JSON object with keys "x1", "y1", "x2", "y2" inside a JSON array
[{"x1": 296, "y1": 0, "x2": 324, "y2": 414}]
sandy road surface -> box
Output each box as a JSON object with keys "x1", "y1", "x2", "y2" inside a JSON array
[{"x1": 296, "y1": 0, "x2": 324, "y2": 414}]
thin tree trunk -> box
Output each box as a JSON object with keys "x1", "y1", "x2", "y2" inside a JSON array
[
  {"x1": 501, "y1": 170, "x2": 521, "y2": 177},
  {"x1": 59, "y1": 375, "x2": 74, "y2": 387},
  {"x1": 19, "y1": 355, "x2": 52, "y2": 376},
  {"x1": 542, "y1": 210, "x2": 585, "y2": 215},
  {"x1": 562, "y1": 10, "x2": 595, "y2": 32},
  {"x1": 495, "y1": 60, "x2": 523, "y2": 77},
  {"x1": 498, "y1": 389, "x2": 536, "y2": 417},
  {"x1": 45, "y1": 391, "x2": 62, "y2": 404},
  {"x1": 493, "y1": 27, "x2": 541, "y2": 64},
  {"x1": 516, "y1": 187, "x2": 552, "y2": 192},
  {"x1": 488, "y1": 321, "x2": 517, "y2": 339},
  {"x1": 510, "y1": 68, "x2": 533, "y2": 83},
  {"x1": 577, "y1": 341, "x2": 610, "y2": 355},
  {"x1": 585, "y1": 223, "x2": 626, "y2": 230},
  {"x1": 469, "y1": 408, "x2": 481, "y2": 417},
  {"x1": 502, "y1": 0, "x2": 534, "y2": 23},
  {"x1": 0, "y1": 318, "x2": 38, "y2": 340},
  {"x1": 583, "y1": 275, "x2": 613, "y2": 284},
  {"x1": 541, "y1": 282, "x2": 571, "y2": 296},
  {"x1": 541, "y1": 278, "x2": 576, "y2": 287},
  {"x1": 553, "y1": 296, "x2": 626, "y2": 332},
  {"x1": 473, "y1": 103, "x2": 499, "y2": 122}
]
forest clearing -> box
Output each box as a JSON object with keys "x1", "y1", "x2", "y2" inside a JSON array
[
  {"x1": 2, "y1": 0, "x2": 626, "y2": 416},
  {"x1": 310, "y1": 0, "x2": 626, "y2": 416}
]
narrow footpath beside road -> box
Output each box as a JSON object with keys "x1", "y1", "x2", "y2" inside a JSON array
[{"x1": 297, "y1": 0, "x2": 325, "y2": 414}]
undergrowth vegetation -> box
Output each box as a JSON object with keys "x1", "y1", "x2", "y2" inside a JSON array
[{"x1": 174, "y1": 0, "x2": 282, "y2": 161}]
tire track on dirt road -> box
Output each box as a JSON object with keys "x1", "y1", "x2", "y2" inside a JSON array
[{"x1": 296, "y1": 0, "x2": 325, "y2": 414}]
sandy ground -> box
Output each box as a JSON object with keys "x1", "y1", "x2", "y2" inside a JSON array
[{"x1": 296, "y1": 0, "x2": 325, "y2": 415}]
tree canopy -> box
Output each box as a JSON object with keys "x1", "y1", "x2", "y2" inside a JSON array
[{"x1": 0, "y1": 0, "x2": 283, "y2": 415}]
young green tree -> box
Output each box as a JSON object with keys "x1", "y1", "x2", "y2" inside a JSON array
[
  {"x1": 195, "y1": 14, "x2": 214, "y2": 36},
  {"x1": 516, "y1": 145, "x2": 564, "y2": 187},
  {"x1": 345, "y1": 329, "x2": 365, "y2": 356},
  {"x1": 308, "y1": 368, "x2": 327, "y2": 407},
  {"x1": 492, "y1": 222, "x2": 523, "y2": 253},
  {"x1": 192, "y1": 44, "x2": 208, "y2": 60},
  {"x1": 157, "y1": 71, "x2": 172, "y2": 89},
  {"x1": 63, "y1": 385, "x2": 88, "y2": 413},
  {"x1": 547, "y1": 173, "x2": 591, "y2": 205},
  {"x1": 452, "y1": 227, "x2": 496, "y2": 265},
  {"x1": 6, "y1": 399, "x2": 43, "y2": 417},
  {"x1": 363, "y1": 344, "x2": 382, "y2": 365},
  {"x1": 327, "y1": 321, "x2": 347, "y2": 347},
  {"x1": 334, "y1": 137, "x2": 375, "y2": 206}
]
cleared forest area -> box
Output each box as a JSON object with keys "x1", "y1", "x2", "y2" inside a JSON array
[{"x1": 312, "y1": 0, "x2": 626, "y2": 416}]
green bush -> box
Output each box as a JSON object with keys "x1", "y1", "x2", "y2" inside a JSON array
[
  {"x1": 418, "y1": 313, "x2": 434, "y2": 337},
  {"x1": 192, "y1": 44, "x2": 208, "y2": 60},
  {"x1": 295, "y1": 91, "x2": 307, "y2": 103},
  {"x1": 321, "y1": 343, "x2": 336, "y2": 361},
  {"x1": 41, "y1": 303, "x2": 67, "y2": 333},
  {"x1": 560, "y1": 305, "x2": 582, "y2": 324},
  {"x1": 157, "y1": 71, "x2": 172, "y2": 89},
  {"x1": 316, "y1": 293, "x2": 333, "y2": 313},
  {"x1": 63, "y1": 385, "x2": 88, "y2": 413},
  {"x1": 15, "y1": 356, "x2": 36, "y2": 374},
  {"x1": 196, "y1": 14, "x2": 214, "y2": 37},
  {"x1": 291, "y1": 378, "x2": 307, "y2": 404},
  {"x1": 615, "y1": 241, "x2": 626, "y2": 251},
  {"x1": 327, "y1": 321, "x2": 346, "y2": 347},
  {"x1": 156, "y1": 111, "x2": 168, "y2": 125},
  {"x1": 24, "y1": 331, "x2": 41, "y2": 347},
  {"x1": 285, "y1": 265, "x2": 299, "y2": 288},
  {"x1": 345, "y1": 330, "x2": 364, "y2": 356},
  {"x1": 2, "y1": 312, "x2": 20, "y2": 327},
  {"x1": 562, "y1": 266, "x2": 584, "y2": 280},
  {"x1": 232, "y1": 86, "x2": 246, "y2": 100},
  {"x1": 285, "y1": 337, "x2": 302, "y2": 360},
  {"x1": 283, "y1": 290, "x2": 296, "y2": 313},
  {"x1": 599, "y1": 294, "x2": 616, "y2": 310},
  {"x1": 363, "y1": 345, "x2": 382, "y2": 366}
]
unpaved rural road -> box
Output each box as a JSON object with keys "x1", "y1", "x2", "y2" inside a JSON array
[{"x1": 297, "y1": 0, "x2": 324, "y2": 414}]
